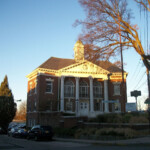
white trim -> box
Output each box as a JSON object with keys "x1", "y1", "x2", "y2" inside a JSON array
[
  {"x1": 46, "y1": 78, "x2": 54, "y2": 82},
  {"x1": 45, "y1": 80, "x2": 53, "y2": 94},
  {"x1": 64, "y1": 80, "x2": 75, "y2": 98}
]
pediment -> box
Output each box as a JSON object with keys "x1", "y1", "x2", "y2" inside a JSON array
[{"x1": 60, "y1": 60, "x2": 109, "y2": 74}]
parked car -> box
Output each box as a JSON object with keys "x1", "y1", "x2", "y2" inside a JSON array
[
  {"x1": 7, "y1": 122, "x2": 18, "y2": 136},
  {"x1": 27, "y1": 125, "x2": 54, "y2": 141},
  {"x1": 8, "y1": 123, "x2": 26, "y2": 137},
  {"x1": 16, "y1": 128, "x2": 28, "y2": 138},
  {"x1": 8, "y1": 126, "x2": 19, "y2": 137},
  {"x1": 13, "y1": 124, "x2": 27, "y2": 138}
]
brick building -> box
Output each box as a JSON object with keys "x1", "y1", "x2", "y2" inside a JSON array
[{"x1": 26, "y1": 41, "x2": 127, "y2": 127}]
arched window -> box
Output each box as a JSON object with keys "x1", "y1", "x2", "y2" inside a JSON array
[
  {"x1": 93, "y1": 81, "x2": 102, "y2": 98},
  {"x1": 64, "y1": 80, "x2": 74, "y2": 97},
  {"x1": 79, "y1": 81, "x2": 88, "y2": 98}
]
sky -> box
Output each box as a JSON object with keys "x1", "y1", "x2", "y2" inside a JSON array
[{"x1": 0, "y1": 0, "x2": 149, "y2": 110}]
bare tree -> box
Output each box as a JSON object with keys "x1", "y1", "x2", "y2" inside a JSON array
[
  {"x1": 75, "y1": 0, "x2": 150, "y2": 69},
  {"x1": 14, "y1": 101, "x2": 26, "y2": 121},
  {"x1": 135, "y1": 0, "x2": 150, "y2": 11}
]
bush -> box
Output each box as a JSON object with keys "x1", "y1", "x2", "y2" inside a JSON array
[
  {"x1": 122, "y1": 113, "x2": 132, "y2": 123},
  {"x1": 89, "y1": 112, "x2": 149, "y2": 124},
  {"x1": 89, "y1": 113, "x2": 124, "y2": 123},
  {"x1": 95, "y1": 128, "x2": 137, "y2": 139},
  {"x1": 129, "y1": 116, "x2": 149, "y2": 124},
  {"x1": 75, "y1": 127, "x2": 137, "y2": 139}
]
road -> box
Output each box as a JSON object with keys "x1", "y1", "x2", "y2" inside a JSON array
[{"x1": 0, "y1": 135, "x2": 150, "y2": 150}]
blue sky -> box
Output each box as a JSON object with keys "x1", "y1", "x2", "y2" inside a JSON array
[{"x1": 0, "y1": 0, "x2": 149, "y2": 109}]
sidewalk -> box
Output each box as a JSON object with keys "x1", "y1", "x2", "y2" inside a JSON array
[{"x1": 54, "y1": 136, "x2": 150, "y2": 146}]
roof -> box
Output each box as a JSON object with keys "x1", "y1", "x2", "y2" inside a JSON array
[
  {"x1": 38, "y1": 57, "x2": 122, "y2": 72},
  {"x1": 38, "y1": 57, "x2": 76, "y2": 70},
  {"x1": 96, "y1": 61, "x2": 122, "y2": 72}
]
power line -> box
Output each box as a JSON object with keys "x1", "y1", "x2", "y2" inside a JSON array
[
  {"x1": 132, "y1": 71, "x2": 146, "y2": 90},
  {"x1": 136, "y1": 80, "x2": 147, "y2": 90},
  {"x1": 128, "y1": 59, "x2": 141, "y2": 84},
  {"x1": 128, "y1": 60, "x2": 144, "y2": 90}
]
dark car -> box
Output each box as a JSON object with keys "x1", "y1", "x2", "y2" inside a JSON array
[
  {"x1": 27, "y1": 125, "x2": 54, "y2": 141},
  {"x1": 13, "y1": 124, "x2": 27, "y2": 138},
  {"x1": 8, "y1": 123, "x2": 26, "y2": 137},
  {"x1": 17, "y1": 128, "x2": 28, "y2": 138},
  {"x1": 8, "y1": 126, "x2": 19, "y2": 137}
]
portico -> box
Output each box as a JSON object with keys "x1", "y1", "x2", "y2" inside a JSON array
[{"x1": 60, "y1": 74, "x2": 109, "y2": 117}]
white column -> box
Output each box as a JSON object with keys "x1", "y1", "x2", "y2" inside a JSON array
[
  {"x1": 75, "y1": 77, "x2": 79, "y2": 116},
  {"x1": 104, "y1": 80, "x2": 109, "y2": 112},
  {"x1": 60, "y1": 76, "x2": 65, "y2": 112},
  {"x1": 89, "y1": 76, "x2": 94, "y2": 112}
]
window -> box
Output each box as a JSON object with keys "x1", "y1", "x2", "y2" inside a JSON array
[
  {"x1": 79, "y1": 81, "x2": 88, "y2": 98},
  {"x1": 28, "y1": 101, "x2": 31, "y2": 112},
  {"x1": 34, "y1": 99, "x2": 37, "y2": 111},
  {"x1": 29, "y1": 82, "x2": 32, "y2": 96},
  {"x1": 114, "y1": 103, "x2": 121, "y2": 112},
  {"x1": 34, "y1": 79, "x2": 38, "y2": 94},
  {"x1": 66, "y1": 101, "x2": 72, "y2": 111},
  {"x1": 46, "y1": 81, "x2": 53, "y2": 93},
  {"x1": 113, "y1": 83, "x2": 120, "y2": 95},
  {"x1": 112, "y1": 101, "x2": 121, "y2": 112},
  {"x1": 64, "y1": 80, "x2": 74, "y2": 97},
  {"x1": 95, "y1": 102, "x2": 100, "y2": 111},
  {"x1": 93, "y1": 81, "x2": 102, "y2": 98}
]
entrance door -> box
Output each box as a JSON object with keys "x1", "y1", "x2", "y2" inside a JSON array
[{"x1": 79, "y1": 102, "x2": 89, "y2": 116}]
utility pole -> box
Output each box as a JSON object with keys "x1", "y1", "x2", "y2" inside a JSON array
[
  {"x1": 147, "y1": 69, "x2": 150, "y2": 98},
  {"x1": 118, "y1": 7, "x2": 125, "y2": 112}
]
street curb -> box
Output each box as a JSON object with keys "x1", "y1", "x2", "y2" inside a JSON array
[{"x1": 54, "y1": 137, "x2": 150, "y2": 146}]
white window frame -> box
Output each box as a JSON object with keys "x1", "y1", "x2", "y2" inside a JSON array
[
  {"x1": 79, "y1": 81, "x2": 88, "y2": 98},
  {"x1": 64, "y1": 80, "x2": 74, "y2": 98},
  {"x1": 45, "y1": 78, "x2": 54, "y2": 94},
  {"x1": 93, "y1": 81, "x2": 102, "y2": 98},
  {"x1": 113, "y1": 82, "x2": 121, "y2": 96}
]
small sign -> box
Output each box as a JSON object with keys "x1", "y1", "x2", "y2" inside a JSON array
[
  {"x1": 126, "y1": 103, "x2": 137, "y2": 112},
  {"x1": 131, "y1": 90, "x2": 141, "y2": 97}
]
